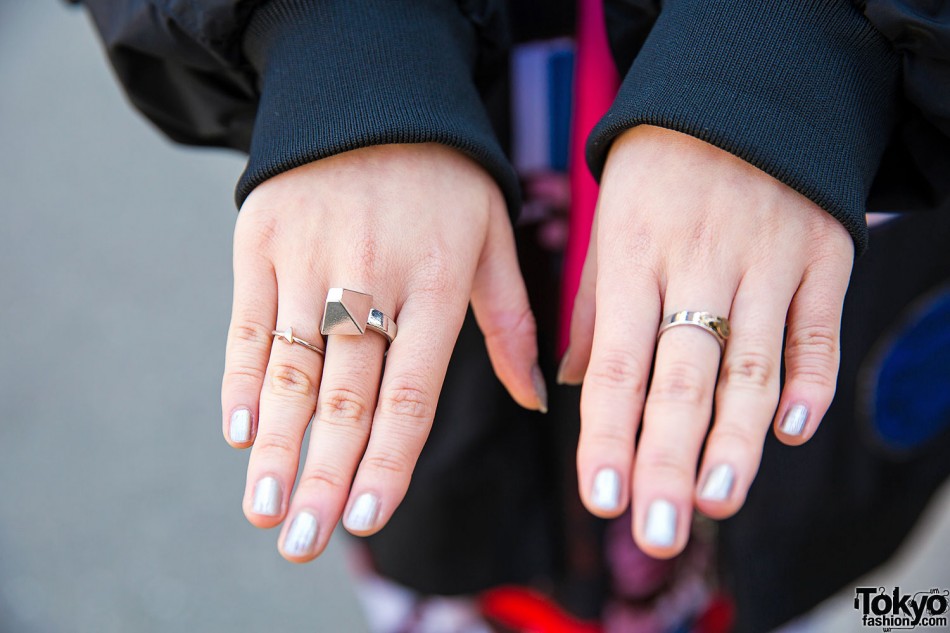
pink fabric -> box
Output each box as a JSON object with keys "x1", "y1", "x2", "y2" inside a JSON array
[{"x1": 559, "y1": 0, "x2": 620, "y2": 354}]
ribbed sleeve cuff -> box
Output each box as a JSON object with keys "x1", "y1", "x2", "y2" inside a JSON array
[
  {"x1": 587, "y1": 0, "x2": 900, "y2": 254},
  {"x1": 236, "y1": 0, "x2": 520, "y2": 216}
]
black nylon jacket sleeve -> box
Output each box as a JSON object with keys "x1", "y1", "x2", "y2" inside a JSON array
[{"x1": 79, "y1": 0, "x2": 520, "y2": 214}]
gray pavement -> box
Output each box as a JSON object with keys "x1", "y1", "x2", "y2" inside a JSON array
[{"x1": 0, "y1": 3, "x2": 366, "y2": 632}]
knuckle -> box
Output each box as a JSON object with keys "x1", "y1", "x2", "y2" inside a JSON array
[
  {"x1": 785, "y1": 325, "x2": 840, "y2": 386},
  {"x1": 483, "y1": 304, "x2": 537, "y2": 342},
  {"x1": 640, "y1": 449, "x2": 693, "y2": 483},
  {"x1": 710, "y1": 426, "x2": 760, "y2": 456},
  {"x1": 581, "y1": 421, "x2": 632, "y2": 452},
  {"x1": 267, "y1": 363, "x2": 316, "y2": 398},
  {"x1": 721, "y1": 350, "x2": 776, "y2": 390},
  {"x1": 254, "y1": 431, "x2": 300, "y2": 461},
  {"x1": 236, "y1": 209, "x2": 280, "y2": 253},
  {"x1": 362, "y1": 449, "x2": 414, "y2": 477},
  {"x1": 298, "y1": 465, "x2": 349, "y2": 491},
  {"x1": 379, "y1": 384, "x2": 433, "y2": 424},
  {"x1": 786, "y1": 324, "x2": 839, "y2": 358},
  {"x1": 649, "y1": 361, "x2": 709, "y2": 406},
  {"x1": 229, "y1": 321, "x2": 272, "y2": 347},
  {"x1": 316, "y1": 387, "x2": 371, "y2": 430},
  {"x1": 354, "y1": 229, "x2": 380, "y2": 271},
  {"x1": 223, "y1": 365, "x2": 265, "y2": 389},
  {"x1": 411, "y1": 244, "x2": 458, "y2": 296},
  {"x1": 587, "y1": 350, "x2": 648, "y2": 394}
]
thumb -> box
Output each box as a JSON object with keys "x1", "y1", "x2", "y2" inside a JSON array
[{"x1": 470, "y1": 207, "x2": 546, "y2": 413}]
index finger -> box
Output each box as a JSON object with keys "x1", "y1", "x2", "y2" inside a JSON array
[{"x1": 577, "y1": 255, "x2": 661, "y2": 518}]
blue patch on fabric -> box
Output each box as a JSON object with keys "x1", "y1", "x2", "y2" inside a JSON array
[{"x1": 871, "y1": 288, "x2": 950, "y2": 451}]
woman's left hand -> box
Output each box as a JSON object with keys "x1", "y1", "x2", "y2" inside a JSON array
[{"x1": 559, "y1": 125, "x2": 855, "y2": 557}]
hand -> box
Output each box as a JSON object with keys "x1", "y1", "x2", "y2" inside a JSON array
[
  {"x1": 220, "y1": 144, "x2": 543, "y2": 561},
  {"x1": 559, "y1": 126, "x2": 854, "y2": 557}
]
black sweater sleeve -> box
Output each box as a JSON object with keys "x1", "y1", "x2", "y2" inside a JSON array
[
  {"x1": 588, "y1": 0, "x2": 902, "y2": 255},
  {"x1": 80, "y1": 0, "x2": 520, "y2": 216},
  {"x1": 236, "y1": 0, "x2": 518, "y2": 212}
]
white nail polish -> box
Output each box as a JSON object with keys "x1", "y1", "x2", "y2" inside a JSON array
[
  {"x1": 781, "y1": 404, "x2": 808, "y2": 436},
  {"x1": 644, "y1": 500, "x2": 677, "y2": 548},
  {"x1": 699, "y1": 464, "x2": 735, "y2": 502},
  {"x1": 229, "y1": 409, "x2": 251, "y2": 443},
  {"x1": 591, "y1": 468, "x2": 621, "y2": 511},
  {"x1": 346, "y1": 493, "x2": 380, "y2": 532},
  {"x1": 252, "y1": 477, "x2": 281, "y2": 516},
  {"x1": 284, "y1": 512, "x2": 318, "y2": 556}
]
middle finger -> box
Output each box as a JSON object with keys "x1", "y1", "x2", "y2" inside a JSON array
[
  {"x1": 632, "y1": 280, "x2": 734, "y2": 557},
  {"x1": 279, "y1": 286, "x2": 389, "y2": 560}
]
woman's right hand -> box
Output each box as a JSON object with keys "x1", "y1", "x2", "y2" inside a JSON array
[{"x1": 220, "y1": 143, "x2": 544, "y2": 561}]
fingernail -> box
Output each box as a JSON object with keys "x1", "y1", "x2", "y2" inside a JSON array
[
  {"x1": 699, "y1": 464, "x2": 735, "y2": 502},
  {"x1": 556, "y1": 349, "x2": 571, "y2": 385},
  {"x1": 644, "y1": 499, "x2": 677, "y2": 548},
  {"x1": 229, "y1": 409, "x2": 251, "y2": 443},
  {"x1": 557, "y1": 349, "x2": 582, "y2": 386},
  {"x1": 591, "y1": 468, "x2": 621, "y2": 511},
  {"x1": 780, "y1": 403, "x2": 808, "y2": 436},
  {"x1": 252, "y1": 477, "x2": 281, "y2": 516},
  {"x1": 284, "y1": 511, "x2": 319, "y2": 556},
  {"x1": 531, "y1": 364, "x2": 548, "y2": 414},
  {"x1": 346, "y1": 493, "x2": 380, "y2": 532}
]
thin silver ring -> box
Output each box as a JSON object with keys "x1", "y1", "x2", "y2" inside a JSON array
[
  {"x1": 657, "y1": 311, "x2": 730, "y2": 350},
  {"x1": 272, "y1": 327, "x2": 325, "y2": 355},
  {"x1": 321, "y1": 288, "x2": 398, "y2": 344}
]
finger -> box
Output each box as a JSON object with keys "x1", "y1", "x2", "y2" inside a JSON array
[
  {"x1": 577, "y1": 251, "x2": 660, "y2": 520},
  {"x1": 342, "y1": 293, "x2": 469, "y2": 536},
  {"x1": 695, "y1": 271, "x2": 796, "y2": 518},
  {"x1": 242, "y1": 283, "x2": 325, "y2": 529},
  {"x1": 774, "y1": 257, "x2": 852, "y2": 445},
  {"x1": 279, "y1": 289, "x2": 388, "y2": 560},
  {"x1": 471, "y1": 204, "x2": 545, "y2": 412},
  {"x1": 633, "y1": 282, "x2": 734, "y2": 558},
  {"x1": 222, "y1": 228, "x2": 277, "y2": 449},
  {"x1": 558, "y1": 215, "x2": 598, "y2": 386}
]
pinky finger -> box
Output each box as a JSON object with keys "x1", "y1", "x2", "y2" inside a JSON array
[
  {"x1": 775, "y1": 263, "x2": 851, "y2": 445},
  {"x1": 221, "y1": 249, "x2": 278, "y2": 448}
]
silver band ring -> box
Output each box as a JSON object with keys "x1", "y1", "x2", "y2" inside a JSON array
[
  {"x1": 272, "y1": 327, "x2": 325, "y2": 356},
  {"x1": 321, "y1": 287, "x2": 398, "y2": 344},
  {"x1": 657, "y1": 311, "x2": 731, "y2": 350}
]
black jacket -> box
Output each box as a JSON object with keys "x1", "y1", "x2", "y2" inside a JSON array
[{"x1": 79, "y1": 0, "x2": 950, "y2": 254}]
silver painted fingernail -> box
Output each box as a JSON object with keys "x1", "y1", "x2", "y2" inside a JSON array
[
  {"x1": 556, "y1": 349, "x2": 572, "y2": 385},
  {"x1": 346, "y1": 493, "x2": 380, "y2": 532},
  {"x1": 252, "y1": 477, "x2": 281, "y2": 516},
  {"x1": 644, "y1": 499, "x2": 677, "y2": 548},
  {"x1": 532, "y1": 364, "x2": 548, "y2": 414},
  {"x1": 591, "y1": 468, "x2": 621, "y2": 511},
  {"x1": 699, "y1": 464, "x2": 735, "y2": 502},
  {"x1": 780, "y1": 404, "x2": 808, "y2": 436},
  {"x1": 229, "y1": 409, "x2": 251, "y2": 443},
  {"x1": 284, "y1": 512, "x2": 319, "y2": 556}
]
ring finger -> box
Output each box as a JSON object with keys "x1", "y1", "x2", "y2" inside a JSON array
[
  {"x1": 694, "y1": 271, "x2": 796, "y2": 518},
  {"x1": 242, "y1": 283, "x2": 325, "y2": 528}
]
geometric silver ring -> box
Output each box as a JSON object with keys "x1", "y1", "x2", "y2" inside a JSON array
[
  {"x1": 271, "y1": 327, "x2": 325, "y2": 355},
  {"x1": 320, "y1": 287, "x2": 398, "y2": 344},
  {"x1": 657, "y1": 310, "x2": 730, "y2": 351}
]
